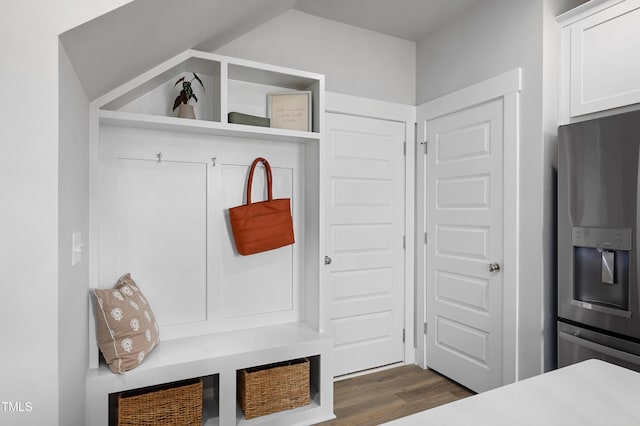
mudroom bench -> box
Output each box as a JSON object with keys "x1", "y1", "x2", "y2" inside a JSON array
[
  {"x1": 87, "y1": 50, "x2": 333, "y2": 426},
  {"x1": 86, "y1": 322, "x2": 334, "y2": 426}
]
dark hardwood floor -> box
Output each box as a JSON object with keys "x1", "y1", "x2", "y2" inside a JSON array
[{"x1": 316, "y1": 364, "x2": 474, "y2": 425}]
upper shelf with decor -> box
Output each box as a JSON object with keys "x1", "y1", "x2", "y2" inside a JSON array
[{"x1": 93, "y1": 50, "x2": 324, "y2": 143}]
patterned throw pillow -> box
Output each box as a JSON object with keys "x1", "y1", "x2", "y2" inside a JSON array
[{"x1": 94, "y1": 273, "x2": 160, "y2": 374}]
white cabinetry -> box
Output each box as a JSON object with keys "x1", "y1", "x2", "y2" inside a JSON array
[
  {"x1": 87, "y1": 50, "x2": 333, "y2": 426},
  {"x1": 558, "y1": 0, "x2": 640, "y2": 123}
]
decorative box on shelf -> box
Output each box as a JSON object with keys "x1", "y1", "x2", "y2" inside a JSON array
[
  {"x1": 237, "y1": 358, "x2": 310, "y2": 419},
  {"x1": 228, "y1": 111, "x2": 270, "y2": 127}
]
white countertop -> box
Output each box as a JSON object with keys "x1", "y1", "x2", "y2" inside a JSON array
[{"x1": 384, "y1": 359, "x2": 640, "y2": 426}]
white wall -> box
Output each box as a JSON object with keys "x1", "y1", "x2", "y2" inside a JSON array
[
  {"x1": 58, "y1": 41, "x2": 91, "y2": 426},
  {"x1": 416, "y1": 0, "x2": 585, "y2": 379},
  {"x1": 0, "y1": 2, "x2": 132, "y2": 425},
  {"x1": 541, "y1": 0, "x2": 588, "y2": 372},
  {"x1": 417, "y1": 1, "x2": 535, "y2": 104},
  {"x1": 215, "y1": 9, "x2": 416, "y2": 106}
]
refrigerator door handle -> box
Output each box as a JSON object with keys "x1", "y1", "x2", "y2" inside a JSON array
[{"x1": 560, "y1": 330, "x2": 640, "y2": 365}]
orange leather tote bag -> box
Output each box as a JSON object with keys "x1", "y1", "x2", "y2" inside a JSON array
[{"x1": 229, "y1": 157, "x2": 295, "y2": 255}]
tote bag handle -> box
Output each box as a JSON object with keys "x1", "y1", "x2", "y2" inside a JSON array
[{"x1": 246, "y1": 157, "x2": 273, "y2": 204}]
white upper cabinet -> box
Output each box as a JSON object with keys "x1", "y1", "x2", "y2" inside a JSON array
[{"x1": 558, "y1": 0, "x2": 640, "y2": 123}]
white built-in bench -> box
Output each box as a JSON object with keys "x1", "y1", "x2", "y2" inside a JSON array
[{"x1": 86, "y1": 322, "x2": 334, "y2": 426}]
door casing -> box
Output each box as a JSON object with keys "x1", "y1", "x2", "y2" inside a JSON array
[
  {"x1": 416, "y1": 68, "x2": 521, "y2": 386},
  {"x1": 325, "y1": 91, "x2": 416, "y2": 372}
]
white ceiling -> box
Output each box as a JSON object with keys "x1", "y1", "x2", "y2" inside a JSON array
[
  {"x1": 60, "y1": 0, "x2": 297, "y2": 100},
  {"x1": 294, "y1": 0, "x2": 484, "y2": 42},
  {"x1": 61, "y1": 0, "x2": 484, "y2": 100}
]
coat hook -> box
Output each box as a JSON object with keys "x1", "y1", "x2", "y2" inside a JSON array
[
  {"x1": 156, "y1": 152, "x2": 163, "y2": 163},
  {"x1": 211, "y1": 156, "x2": 217, "y2": 167}
]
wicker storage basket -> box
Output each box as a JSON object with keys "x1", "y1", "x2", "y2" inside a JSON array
[
  {"x1": 238, "y1": 358, "x2": 310, "y2": 419},
  {"x1": 117, "y1": 378, "x2": 203, "y2": 426}
]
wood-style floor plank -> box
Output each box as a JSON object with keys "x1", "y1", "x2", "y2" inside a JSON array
[{"x1": 317, "y1": 365, "x2": 474, "y2": 425}]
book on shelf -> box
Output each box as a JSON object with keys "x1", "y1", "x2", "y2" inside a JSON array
[{"x1": 228, "y1": 112, "x2": 270, "y2": 127}]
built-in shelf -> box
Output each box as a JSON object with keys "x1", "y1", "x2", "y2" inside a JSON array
[
  {"x1": 89, "y1": 49, "x2": 332, "y2": 426},
  {"x1": 96, "y1": 49, "x2": 324, "y2": 136},
  {"x1": 87, "y1": 323, "x2": 334, "y2": 426},
  {"x1": 98, "y1": 109, "x2": 321, "y2": 144},
  {"x1": 87, "y1": 322, "x2": 328, "y2": 382},
  {"x1": 235, "y1": 391, "x2": 322, "y2": 426}
]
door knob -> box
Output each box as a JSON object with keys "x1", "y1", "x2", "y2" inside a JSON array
[
  {"x1": 489, "y1": 262, "x2": 501, "y2": 272},
  {"x1": 324, "y1": 256, "x2": 332, "y2": 265}
]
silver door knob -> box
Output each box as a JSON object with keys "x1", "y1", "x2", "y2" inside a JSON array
[
  {"x1": 324, "y1": 256, "x2": 332, "y2": 265},
  {"x1": 489, "y1": 262, "x2": 501, "y2": 272}
]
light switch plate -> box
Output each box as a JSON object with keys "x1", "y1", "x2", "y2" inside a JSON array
[{"x1": 72, "y1": 232, "x2": 83, "y2": 266}]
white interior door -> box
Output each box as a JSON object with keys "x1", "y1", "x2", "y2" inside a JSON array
[
  {"x1": 325, "y1": 112, "x2": 405, "y2": 377},
  {"x1": 424, "y1": 98, "x2": 504, "y2": 393}
]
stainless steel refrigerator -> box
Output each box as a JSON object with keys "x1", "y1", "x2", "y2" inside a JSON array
[{"x1": 558, "y1": 109, "x2": 640, "y2": 372}]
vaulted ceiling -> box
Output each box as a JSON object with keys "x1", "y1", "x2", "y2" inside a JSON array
[
  {"x1": 60, "y1": 0, "x2": 484, "y2": 101},
  {"x1": 294, "y1": 0, "x2": 484, "y2": 42}
]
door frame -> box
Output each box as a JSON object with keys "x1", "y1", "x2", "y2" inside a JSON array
[
  {"x1": 325, "y1": 91, "x2": 416, "y2": 367},
  {"x1": 416, "y1": 68, "x2": 521, "y2": 385}
]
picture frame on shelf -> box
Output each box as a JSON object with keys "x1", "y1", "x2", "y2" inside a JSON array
[{"x1": 267, "y1": 91, "x2": 312, "y2": 132}]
